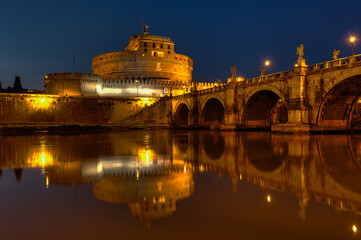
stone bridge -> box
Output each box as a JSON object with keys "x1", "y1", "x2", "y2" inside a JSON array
[{"x1": 171, "y1": 54, "x2": 361, "y2": 132}]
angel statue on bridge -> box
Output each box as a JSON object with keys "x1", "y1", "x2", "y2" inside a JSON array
[
  {"x1": 296, "y1": 44, "x2": 304, "y2": 60},
  {"x1": 191, "y1": 78, "x2": 197, "y2": 91},
  {"x1": 230, "y1": 66, "x2": 236, "y2": 77},
  {"x1": 260, "y1": 68, "x2": 266, "y2": 76},
  {"x1": 333, "y1": 49, "x2": 340, "y2": 60}
]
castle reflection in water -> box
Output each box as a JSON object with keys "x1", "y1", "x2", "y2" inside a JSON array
[{"x1": 1, "y1": 130, "x2": 361, "y2": 225}]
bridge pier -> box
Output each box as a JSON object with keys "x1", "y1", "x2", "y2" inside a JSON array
[
  {"x1": 221, "y1": 81, "x2": 239, "y2": 130},
  {"x1": 272, "y1": 100, "x2": 312, "y2": 133},
  {"x1": 271, "y1": 63, "x2": 314, "y2": 133}
]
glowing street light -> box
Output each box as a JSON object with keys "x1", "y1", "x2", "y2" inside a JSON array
[
  {"x1": 350, "y1": 36, "x2": 356, "y2": 56},
  {"x1": 265, "y1": 61, "x2": 270, "y2": 75},
  {"x1": 267, "y1": 194, "x2": 271, "y2": 203}
]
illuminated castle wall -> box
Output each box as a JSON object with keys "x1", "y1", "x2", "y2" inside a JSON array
[
  {"x1": 44, "y1": 73, "x2": 102, "y2": 96},
  {"x1": 92, "y1": 33, "x2": 193, "y2": 83},
  {"x1": 45, "y1": 28, "x2": 194, "y2": 98}
]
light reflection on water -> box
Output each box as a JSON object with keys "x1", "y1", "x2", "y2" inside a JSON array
[{"x1": 0, "y1": 130, "x2": 361, "y2": 239}]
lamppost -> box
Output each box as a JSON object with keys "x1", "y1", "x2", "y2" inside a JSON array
[
  {"x1": 350, "y1": 36, "x2": 356, "y2": 56},
  {"x1": 265, "y1": 60, "x2": 270, "y2": 75}
]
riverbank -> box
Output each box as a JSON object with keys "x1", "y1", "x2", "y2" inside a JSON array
[
  {"x1": 0, "y1": 123, "x2": 170, "y2": 135},
  {"x1": 2, "y1": 122, "x2": 361, "y2": 135}
]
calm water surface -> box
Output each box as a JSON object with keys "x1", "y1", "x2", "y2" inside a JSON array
[{"x1": 1, "y1": 130, "x2": 361, "y2": 239}]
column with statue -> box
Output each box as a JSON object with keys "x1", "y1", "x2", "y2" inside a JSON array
[
  {"x1": 283, "y1": 44, "x2": 311, "y2": 130},
  {"x1": 223, "y1": 66, "x2": 239, "y2": 128}
]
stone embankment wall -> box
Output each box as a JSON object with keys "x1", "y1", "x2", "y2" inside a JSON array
[
  {"x1": 0, "y1": 93, "x2": 153, "y2": 125},
  {"x1": 120, "y1": 97, "x2": 171, "y2": 127}
]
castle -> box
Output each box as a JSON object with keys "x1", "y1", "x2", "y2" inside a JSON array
[{"x1": 44, "y1": 26, "x2": 198, "y2": 98}]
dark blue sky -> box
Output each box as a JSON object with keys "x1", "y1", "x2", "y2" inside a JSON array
[{"x1": 0, "y1": 0, "x2": 360, "y2": 90}]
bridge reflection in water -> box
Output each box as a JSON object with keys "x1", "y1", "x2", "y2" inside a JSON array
[{"x1": 1, "y1": 131, "x2": 361, "y2": 229}]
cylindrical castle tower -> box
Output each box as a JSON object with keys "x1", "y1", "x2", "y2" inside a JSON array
[{"x1": 92, "y1": 30, "x2": 193, "y2": 84}]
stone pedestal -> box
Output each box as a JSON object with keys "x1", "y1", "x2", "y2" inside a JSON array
[{"x1": 297, "y1": 58, "x2": 306, "y2": 67}]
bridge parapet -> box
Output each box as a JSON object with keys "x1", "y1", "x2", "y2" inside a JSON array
[
  {"x1": 173, "y1": 93, "x2": 193, "y2": 100},
  {"x1": 197, "y1": 85, "x2": 227, "y2": 95},
  {"x1": 239, "y1": 69, "x2": 295, "y2": 87},
  {"x1": 172, "y1": 85, "x2": 228, "y2": 100},
  {"x1": 308, "y1": 54, "x2": 361, "y2": 73}
]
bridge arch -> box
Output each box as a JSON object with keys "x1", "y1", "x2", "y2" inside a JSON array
[
  {"x1": 242, "y1": 132, "x2": 288, "y2": 172},
  {"x1": 316, "y1": 74, "x2": 361, "y2": 128},
  {"x1": 174, "y1": 101, "x2": 191, "y2": 126},
  {"x1": 173, "y1": 131, "x2": 190, "y2": 154},
  {"x1": 317, "y1": 135, "x2": 361, "y2": 194},
  {"x1": 200, "y1": 97, "x2": 225, "y2": 126},
  {"x1": 200, "y1": 131, "x2": 225, "y2": 160},
  {"x1": 242, "y1": 88, "x2": 288, "y2": 128}
]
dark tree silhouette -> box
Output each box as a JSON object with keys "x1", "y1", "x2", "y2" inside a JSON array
[{"x1": 13, "y1": 76, "x2": 23, "y2": 93}]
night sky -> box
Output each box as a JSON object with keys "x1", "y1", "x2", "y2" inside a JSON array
[{"x1": 0, "y1": 0, "x2": 360, "y2": 90}]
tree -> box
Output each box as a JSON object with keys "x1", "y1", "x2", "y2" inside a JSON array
[{"x1": 13, "y1": 76, "x2": 23, "y2": 93}]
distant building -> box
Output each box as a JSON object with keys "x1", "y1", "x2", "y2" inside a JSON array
[{"x1": 45, "y1": 27, "x2": 194, "y2": 97}]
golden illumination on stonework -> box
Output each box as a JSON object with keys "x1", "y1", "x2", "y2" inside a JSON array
[
  {"x1": 27, "y1": 97, "x2": 53, "y2": 109},
  {"x1": 138, "y1": 149, "x2": 156, "y2": 162}
]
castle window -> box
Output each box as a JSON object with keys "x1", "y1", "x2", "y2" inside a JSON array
[
  {"x1": 168, "y1": 51, "x2": 170, "y2": 54},
  {"x1": 144, "y1": 42, "x2": 147, "y2": 47},
  {"x1": 152, "y1": 43, "x2": 155, "y2": 48},
  {"x1": 144, "y1": 49, "x2": 147, "y2": 52},
  {"x1": 156, "y1": 62, "x2": 161, "y2": 71},
  {"x1": 168, "y1": 45, "x2": 170, "y2": 49},
  {"x1": 160, "y1": 44, "x2": 163, "y2": 48}
]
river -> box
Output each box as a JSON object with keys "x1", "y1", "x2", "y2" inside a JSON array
[{"x1": 0, "y1": 130, "x2": 360, "y2": 239}]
